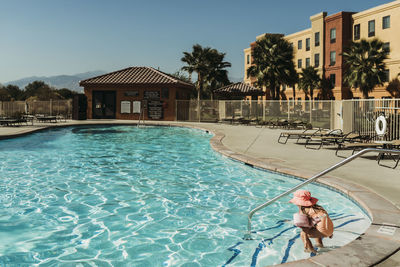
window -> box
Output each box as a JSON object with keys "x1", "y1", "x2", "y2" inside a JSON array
[
  {"x1": 246, "y1": 54, "x2": 250, "y2": 64},
  {"x1": 383, "y1": 69, "x2": 390, "y2": 82},
  {"x1": 306, "y1": 58, "x2": 310, "y2": 67},
  {"x1": 314, "y1": 53, "x2": 320, "y2": 67},
  {"x1": 298, "y1": 40, "x2": 302, "y2": 49},
  {"x1": 383, "y1": 16, "x2": 390, "y2": 29},
  {"x1": 315, "y1": 32, "x2": 320, "y2": 47},
  {"x1": 383, "y1": 42, "x2": 390, "y2": 54},
  {"x1": 368, "y1": 20, "x2": 375, "y2": 37},
  {"x1": 298, "y1": 59, "x2": 302, "y2": 68},
  {"x1": 354, "y1": 24, "x2": 360, "y2": 40},
  {"x1": 306, "y1": 38, "x2": 310, "y2": 51},
  {"x1": 330, "y1": 51, "x2": 336, "y2": 66},
  {"x1": 330, "y1": 28, "x2": 336, "y2": 43},
  {"x1": 329, "y1": 74, "x2": 336, "y2": 87}
]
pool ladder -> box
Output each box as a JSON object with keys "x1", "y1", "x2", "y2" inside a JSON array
[
  {"x1": 244, "y1": 148, "x2": 400, "y2": 240},
  {"x1": 137, "y1": 107, "x2": 145, "y2": 127}
]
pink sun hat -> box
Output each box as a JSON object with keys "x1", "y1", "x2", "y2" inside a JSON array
[{"x1": 289, "y1": 190, "x2": 318, "y2": 206}]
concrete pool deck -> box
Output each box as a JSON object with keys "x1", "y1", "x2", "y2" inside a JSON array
[{"x1": 0, "y1": 120, "x2": 399, "y2": 266}]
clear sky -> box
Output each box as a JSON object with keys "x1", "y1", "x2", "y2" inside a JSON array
[{"x1": 0, "y1": 0, "x2": 389, "y2": 84}]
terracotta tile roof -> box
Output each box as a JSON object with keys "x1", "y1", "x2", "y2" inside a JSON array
[
  {"x1": 214, "y1": 82, "x2": 264, "y2": 96},
  {"x1": 79, "y1": 66, "x2": 194, "y2": 88}
]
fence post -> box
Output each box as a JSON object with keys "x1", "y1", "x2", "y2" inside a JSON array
[
  {"x1": 50, "y1": 99, "x2": 53, "y2": 116},
  {"x1": 262, "y1": 100, "x2": 265, "y2": 122}
]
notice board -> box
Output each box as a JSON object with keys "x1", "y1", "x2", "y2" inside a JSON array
[
  {"x1": 147, "y1": 100, "x2": 163, "y2": 119},
  {"x1": 132, "y1": 101, "x2": 141, "y2": 114},
  {"x1": 121, "y1": 101, "x2": 131, "y2": 113}
]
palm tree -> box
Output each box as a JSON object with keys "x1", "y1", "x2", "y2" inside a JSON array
[
  {"x1": 181, "y1": 44, "x2": 231, "y2": 101},
  {"x1": 342, "y1": 38, "x2": 388, "y2": 98},
  {"x1": 247, "y1": 34, "x2": 295, "y2": 100},
  {"x1": 204, "y1": 49, "x2": 231, "y2": 99},
  {"x1": 318, "y1": 77, "x2": 335, "y2": 100},
  {"x1": 298, "y1": 66, "x2": 321, "y2": 100},
  {"x1": 287, "y1": 69, "x2": 299, "y2": 100}
]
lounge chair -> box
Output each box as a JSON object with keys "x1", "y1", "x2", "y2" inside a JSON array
[
  {"x1": 305, "y1": 130, "x2": 360, "y2": 150},
  {"x1": 36, "y1": 115, "x2": 58, "y2": 123},
  {"x1": 377, "y1": 140, "x2": 400, "y2": 169},
  {"x1": 287, "y1": 119, "x2": 308, "y2": 130},
  {"x1": 335, "y1": 141, "x2": 384, "y2": 157},
  {"x1": 278, "y1": 128, "x2": 322, "y2": 144},
  {"x1": 278, "y1": 128, "x2": 341, "y2": 145},
  {"x1": 269, "y1": 118, "x2": 289, "y2": 129}
]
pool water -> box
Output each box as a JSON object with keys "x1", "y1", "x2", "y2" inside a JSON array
[{"x1": 0, "y1": 126, "x2": 370, "y2": 266}]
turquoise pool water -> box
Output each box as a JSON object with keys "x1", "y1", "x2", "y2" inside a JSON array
[{"x1": 0, "y1": 126, "x2": 370, "y2": 266}]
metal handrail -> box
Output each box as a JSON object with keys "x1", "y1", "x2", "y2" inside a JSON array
[
  {"x1": 137, "y1": 108, "x2": 145, "y2": 127},
  {"x1": 244, "y1": 148, "x2": 400, "y2": 240}
]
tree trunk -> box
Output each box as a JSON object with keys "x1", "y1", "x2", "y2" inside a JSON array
[
  {"x1": 362, "y1": 89, "x2": 369, "y2": 99},
  {"x1": 270, "y1": 87, "x2": 276, "y2": 100},
  {"x1": 275, "y1": 86, "x2": 280, "y2": 100},
  {"x1": 292, "y1": 84, "x2": 296, "y2": 100}
]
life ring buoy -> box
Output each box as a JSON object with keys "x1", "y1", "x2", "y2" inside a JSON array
[{"x1": 375, "y1": 115, "x2": 387, "y2": 136}]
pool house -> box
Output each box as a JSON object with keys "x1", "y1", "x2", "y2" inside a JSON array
[{"x1": 79, "y1": 67, "x2": 194, "y2": 121}]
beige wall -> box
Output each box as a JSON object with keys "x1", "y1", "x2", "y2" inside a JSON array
[
  {"x1": 310, "y1": 12, "x2": 327, "y2": 75},
  {"x1": 243, "y1": 47, "x2": 252, "y2": 84},
  {"x1": 352, "y1": 0, "x2": 400, "y2": 98}
]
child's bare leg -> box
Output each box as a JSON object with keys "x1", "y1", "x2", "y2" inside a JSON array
[
  {"x1": 315, "y1": 237, "x2": 323, "y2": 247},
  {"x1": 301, "y1": 231, "x2": 316, "y2": 253}
]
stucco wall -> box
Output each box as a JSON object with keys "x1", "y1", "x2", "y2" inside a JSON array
[{"x1": 352, "y1": 0, "x2": 400, "y2": 84}]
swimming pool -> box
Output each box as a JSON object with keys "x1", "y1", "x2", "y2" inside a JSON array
[{"x1": 0, "y1": 125, "x2": 370, "y2": 266}]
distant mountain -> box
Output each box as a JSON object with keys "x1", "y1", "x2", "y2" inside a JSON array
[{"x1": 4, "y1": 70, "x2": 106, "y2": 93}]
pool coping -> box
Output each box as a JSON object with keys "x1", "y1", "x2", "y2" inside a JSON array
[{"x1": 1, "y1": 121, "x2": 400, "y2": 266}]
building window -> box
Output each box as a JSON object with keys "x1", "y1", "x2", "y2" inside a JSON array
[
  {"x1": 306, "y1": 38, "x2": 310, "y2": 51},
  {"x1": 368, "y1": 20, "x2": 375, "y2": 37},
  {"x1": 383, "y1": 16, "x2": 390, "y2": 29},
  {"x1": 315, "y1": 32, "x2": 320, "y2": 47},
  {"x1": 298, "y1": 59, "x2": 302, "y2": 69},
  {"x1": 330, "y1": 51, "x2": 336, "y2": 66},
  {"x1": 330, "y1": 28, "x2": 336, "y2": 43},
  {"x1": 247, "y1": 54, "x2": 250, "y2": 64},
  {"x1": 306, "y1": 58, "x2": 310, "y2": 67},
  {"x1": 329, "y1": 74, "x2": 336, "y2": 87},
  {"x1": 354, "y1": 24, "x2": 360, "y2": 40},
  {"x1": 298, "y1": 40, "x2": 302, "y2": 49},
  {"x1": 383, "y1": 42, "x2": 390, "y2": 54},
  {"x1": 314, "y1": 53, "x2": 320, "y2": 68},
  {"x1": 383, "y1": 69, "x2": 390, "y2": 82}
]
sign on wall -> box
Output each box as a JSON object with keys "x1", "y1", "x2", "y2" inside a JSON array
[
  {"x1": 133, "y1": 101, "x2": 141, "y2": 114},
  {"x1": 144, "y1": 91, "x2": 160, "y2": 99},
  {"x1": 121, "y1": 101, "x2": 131, "y2": 113},
  {"x1": 147, "y1": 100, "x2": 163, "y2": 119},
  {"x1": 124, "y1": 91, "x2": 139, "y2": 97}
]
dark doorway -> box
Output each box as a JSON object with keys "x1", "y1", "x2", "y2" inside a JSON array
[{"x1": 92, "y1": 91, "x2": 116, "y2": 119}]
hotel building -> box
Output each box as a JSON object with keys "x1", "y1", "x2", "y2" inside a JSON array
[{"x1": 244, "y1": 0, "x2": 400, "y2": 100}]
